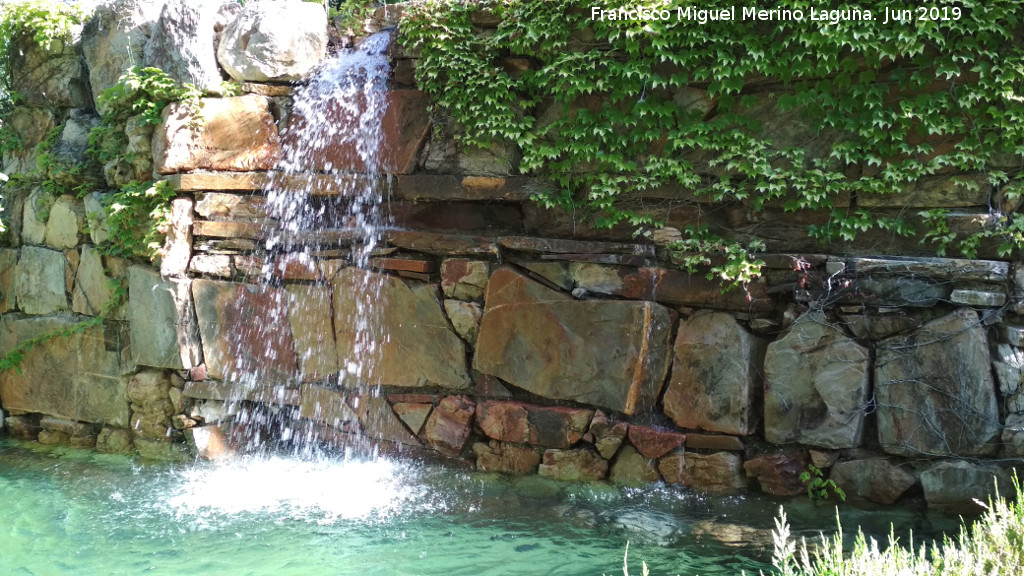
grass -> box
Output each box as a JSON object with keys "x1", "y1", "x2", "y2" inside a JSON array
[{"x1": 616, "y1": 475, "x2": 1024, "y2": 576}]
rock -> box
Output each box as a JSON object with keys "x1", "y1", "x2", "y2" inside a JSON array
[
  {"x1": 475, "y1": 400, "x2": 592, "y2": 448},
  {"x1": 21, "y1": 187, "x2": 52, "y2": 246},
  {"x1": 441, "y1": 259, "x2": 489, "y2": 301},
  {"x1": 130, "y1": 267, "x2": 202, "y2": 370},
  {"x1": 3, "y1": 107, "x2": 56, "y2": 176},
  {"x1": 193, "y1": 279, "x2": 296, "y2": 381},
  {"x1": 876, "y1": 308, "x2": 1000, "y2": 457},
  {"x1": 37, "y1": 429, "x2": 69, "y2": 445},
  {"x1": 609, "y1": 445, "x2": 660, "y2": 486},
  {"x1": 81, "y1": 0, "x2": 163, "y2": 111},
  {"x1": 1000, "y1": 413, "x2": 1024, "y2": 458},
  {"x1": 764, "y1": 312, "x2": 870, "y2": 449},
  {"x1": 853, "y1": 277, "x2": 950, "y2": 308},
  {"x1": 950, "y1": 288, "x2": 1007, "y2": 307},
  {"x1": 333, "y1": 268, "x2": 471, "y2": 390},
  {"x1": 422, "y1": 395, "x2": 475, "y2": 457},
  {"x1": 473, "y1": 440, "x2": 542, "y2": 474},
  {"x1": 286, "y1": 285, "x2": 339, "y2": 381},
  {"x1": 474, "y1": 267, "x2": 673, "y2": 415},
  {"x1": 158, "y1": 198, "x2": 193, "y2": 277},
  {"x1": 587, "y1": 410, "x2": 628, "y2": 459},
  {"x1": 920, "y1": 460, "x2": 1013, "y2": 513},
  {"x1": 185, "y1": 424, "x2": 236, "y2": 460},
  {"x1": 0, "y1": 316, "x2": 130, "y2": 426},
  {"x1": 627, "y1": 426, "x2": 686, "y2": 459},
  {"x1": 217, "y1": 0, "x2": 327, "y2": 82},
  {"x1": 283, "y1": 89, "x2": 430, "y2": 174},
  {"x1": 154, "y1": 95, "x2": 282, "y2": 174},
  {"x1": 538, "y1": 448, "x2": 608, "y2": 482},
  {"x1": 0, "y1": 249, "x2": 18, "y2": 313},
  {"x1": 661, "y1": 451, "x2": 749, "y2": 494},
  {"x1": 299, "y1": 384, "x2": 359, "y2": 428},
  {"x1": 131, "y1": 411, "x2": 171, "y2": 440},
  {"x1": 684, "y1": 434, "x2": 745, "y2": 451},
  {"x1": 189, "y1": 255, "x2": 233, "y2": 277},
  {"x1": 9, "y1": 27, "x2": 90, "y2": 108},
  {"x1": 96, "y1": 427, "x2": 134, "y2": 453},
  {"x1": 743, "y1": 452, "x2": 809, "y2": 497},
  {"x1": 993, "y1": 343, "x2": 1024, "y2": 396},
  {"x1": 393, "y1": 402, "x2": 432, "y2": 435},
  {"x1": 4, "y1": 415, "x2": 41, "y2": 440},
  {"x1": 664, "y1": 312, "x2": 765, "y2": 435},
  {"x1": 15, "y1": 246, "x2": 68, "y2": 314},
  {"x1": 443, "y1": 299, "x2": 482, "y2": 345},
  {"x1": 72, "y1": 245, "x2": 118, "y2": 316},
  {"x1": 128, "y1": 370, "x2": 172, "y2": 410},
  {"x1": 359, "y1": 395, "x2": 420, "y2": 446},
  {"x1": 144, "y1": 0, "x2": 223, "y2": 92},
  {"x1": 84, "y1": 192, "x2": 112, "y2": 245},
  {"x1": 829, "y1": 459, "x2": 917, "y2": 505},
  {"x1": 848, "y1": 256, "x2": 1009, "y2": 282}
]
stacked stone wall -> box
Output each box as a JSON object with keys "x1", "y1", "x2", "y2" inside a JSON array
[{"x1": 0, "y1": 0, "x2": 1022, "y2": 512}]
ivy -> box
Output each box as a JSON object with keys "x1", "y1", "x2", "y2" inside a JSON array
[
  {"x1": 400, "y1": 0, "x2": 1024, "y2": 283},
  {"x1": 98, "y1": 179, "x2": 177, "y2": 261},
  {"x1": 88, "y1": 66, "x2": 203, "y2": 167}
]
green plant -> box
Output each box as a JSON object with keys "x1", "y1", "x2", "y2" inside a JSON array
[
  {"x1": 98, "y1": 179, "x2": 177, "y2": 261},
  {"x1": 88, "y1": 66, "x2": 203, "y2": 166},
  {"x1": 799, "y1": 465, "x2": 846, "y2": 502},
  {"x1": 765, "y1": 475, "x2": 1024, "y2": 576},
  {"x1": 0, "y1": 0, "x2": 85, "y2": 89},
  {"x1": 400, "y1": 0, "x2": 1024, "y2": 285}
]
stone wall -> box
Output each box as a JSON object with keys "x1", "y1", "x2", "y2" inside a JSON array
[{"x1": 1, "y1": 0, "x2": 1022, "y2": 513}]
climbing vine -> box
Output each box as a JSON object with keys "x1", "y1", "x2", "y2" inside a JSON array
[{"x1": 400, "y1": 0, "x2": 1024, "y2": 280}]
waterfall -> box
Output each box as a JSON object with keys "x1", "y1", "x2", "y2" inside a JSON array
[{"x1": 219, "y1": 31, "x2": 394, "y2": 457}]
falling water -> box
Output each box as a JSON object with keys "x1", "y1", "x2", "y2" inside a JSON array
[{"x1": 217, "y1": 32, "x2": 395, "y2": 457}]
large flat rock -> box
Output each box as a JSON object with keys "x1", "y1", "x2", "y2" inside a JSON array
[
  {"x1": 764, "y1": 312, "x2": 870, "y2": 449},
  {"x1": 664, "y1": 312, "x2": 764, "y2": 435},
  {"x1": 192, "y1": 279, "x2": 297, "y2": 382},
  {"x1": 0, "y1": 316, "x2": 130, "y2": 426},
  {"x1": 154, "y1": 95, "x2": 282, "y2": 174},
  {"x1": 876, "y1": 308, "x2": 1000, "y2": 457},
  {"x1": 333, "y1": 268, "x2": 471, "y2": 390},
  {"x1": 129, "y1": 267, "x2": 201, "y2": 370},
  {"x1": 474, "y1": 267, "x2": 673, "y2": 415}
]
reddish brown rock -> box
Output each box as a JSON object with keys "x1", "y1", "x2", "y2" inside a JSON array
[
  {"x1": 475, "y1": 400, "x2": 592, "y2": 448},
  {"x1": 473, "y1": 440, "x2": 541, "y2": 474},
  {"x1": 587, "y1": 410, "x2": 628, "y2": 459},
  {"x1": 154, "y1": 95, "x2": 282, "y2": 174},
  {"x1": 185, "y1": 424, "x2": 236, "y2": 460},
  {"x1": 664, "y1": 312, "x2": 765, "y2": 435},
  {"x1": 393, "y1": 402, "x2": 432, "y2": 435},
  {"x1": 286, "y1": 285, "x2": 339, "y2": 381},
  {"x1": 660, "y1": 451, "x2": 749, "y2": 494},
  {"x1": 538, "y1": 448, "x2": 608, "y2": 482},
  {"x1": 829, "y1": 459, "x2": 917, "y2": 505},
  {"x1": 743, "y1": 452, "x2": 809, "y2": 496},
  {"x1": 192, "y1": 279, "x2": 297, "y2": 381},
  {"x1": 422, "y1": 395, "x2": 476, "y2": 457},
  {"x1": 474, "y1": 268, "x2": 673, "y2": 415},
  {"x1": 441, "y1": 258, "x2": 489, "y2": 301},
  {"x1": 628, "y1": 426, "x2": 686, "y2": 459},
  {"x1": 282, "y1": 89, "x2": 428, "y2": 174}
]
